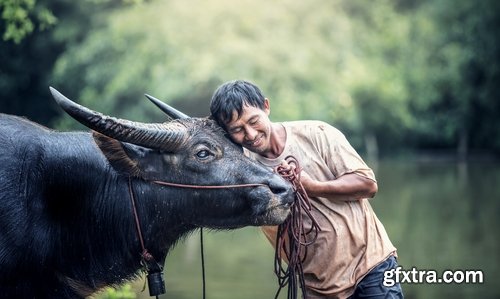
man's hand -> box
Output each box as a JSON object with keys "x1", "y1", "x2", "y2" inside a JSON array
[
  {"x1": 298, "y1": 171, "x2": 315, "y2": 195},
  {"x1": 278, "y1": 159, "x2": 377, "y2": 201},
  {"x1": 277, "y1": 160, "x2": 316, "y2": 197}
]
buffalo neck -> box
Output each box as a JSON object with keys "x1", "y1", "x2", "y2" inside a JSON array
[{"x1": 40, "y1": 132, "x2": 194, "y2": 288}]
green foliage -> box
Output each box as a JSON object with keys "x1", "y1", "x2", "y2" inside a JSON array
[
  {"x1": 0, "y1": 0, "x2": 147, "y2": 43},
  {"x1": 400, "y1": 0, "x2": 500, "y2": 153},
  {"x1": 0, "y1": 0, "x2": 55, "y2": 43},
  {"x1": 52, "y1": 0, "x2": 368, "y2": 126},
  {"x1": 0, "y1": 0, "x2": 152, "y2": 126},
  {"x1": 2, "y1": 0, "x2": 499, "y2": 156}
]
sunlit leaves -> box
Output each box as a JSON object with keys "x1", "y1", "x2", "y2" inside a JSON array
[
  {"x1": 47, "y1": 0, "x2": 500, "y2": 154},
  {"x1": 1, "y1": 0, "x2": 37, "y2": 43}
]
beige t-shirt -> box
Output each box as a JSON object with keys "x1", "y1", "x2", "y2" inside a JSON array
[{"x1": 246, "y1": 120, "x2": 396, "y2": 299}]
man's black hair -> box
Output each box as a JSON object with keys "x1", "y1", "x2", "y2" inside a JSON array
[{"x1": 210, "y1": 80, "x2": 266, "y2": 127}]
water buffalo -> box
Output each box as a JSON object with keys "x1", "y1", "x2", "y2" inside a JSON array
[{"x1": 0, "y1": 88, "x2": 294, "y2": 298}]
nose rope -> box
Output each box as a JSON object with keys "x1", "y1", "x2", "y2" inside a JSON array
[
  {"x1": 273, "y1": 155, "x2": 321, "y2": 299},
  {"x1": 151, "y1": 180, "x2": 266, "y2": 189}
]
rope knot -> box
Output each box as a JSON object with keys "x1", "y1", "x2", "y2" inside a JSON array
[{"x1": 141, "y1": 250, "x2": 154, "y2": 262}]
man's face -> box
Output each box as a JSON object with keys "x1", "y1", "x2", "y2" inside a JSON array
[{"x1": 224, "y1": 99, "x2": 272, "y2": 156}]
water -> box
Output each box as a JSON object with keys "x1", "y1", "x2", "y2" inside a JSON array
[{"x1": 129, "y1": 159, "x2": 499, "y2": 299}]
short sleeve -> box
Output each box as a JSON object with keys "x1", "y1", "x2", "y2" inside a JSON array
[{"x1": 313, "y1": 122, "x2": 376, "y2": 182}]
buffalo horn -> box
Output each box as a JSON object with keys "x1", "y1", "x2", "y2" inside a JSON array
[
  {"x1": 145, "y1": 94, "x2": 190, "y2": 119},
  {"x1": 49, "y1": 87, "x2": 187, "y2": 152}
]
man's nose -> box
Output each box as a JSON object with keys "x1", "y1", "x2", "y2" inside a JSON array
[{"x1": 244, "y1": 126, "x2": 258, "y2": 140}]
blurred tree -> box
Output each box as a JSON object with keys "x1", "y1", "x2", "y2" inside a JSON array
[
  {"x1": 0, "y1": 0, "x2": 56, "y2": 44},
  {"x1": 0, "y1": 0, "x2": 148, "y2": 43},
  {"x1": 0, "y1": 0, "x2": 66, "y2": 124},
  {"x1": 2, "y1": 0, "x2": 499, "y2": 156},
  {"x1": 52, "y1": 0, "x2": 358, "y2": 127},
  {"x1": 0, "y1": 0, "x2": 149, "y2": 125},
  {"x1": 401, "y1": 0, "x2": 500, "y2": 156},
  {"x1": 341, "y1": 0, "x2": 413, "y2": 157}
]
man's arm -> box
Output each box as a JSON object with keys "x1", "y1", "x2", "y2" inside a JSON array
[{"x1": 300, "y1": 172, "x2": 377, "y2": 201}]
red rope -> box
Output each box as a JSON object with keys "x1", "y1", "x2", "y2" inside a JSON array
[
  {"x1": 130, "y1": 163, "x2": 318, "y2": 298},
  {"x1": 273, "y1": 156, "x2": 321, "y2": 299},
  {"x1": 129, "y1": 178, "x2": 267, "y2": 265},
  {"x1": 128, "y1": 177, "x2": 154, "y2": 263},
  {"x1": 128, "y1": 177, "x2": 268, "y2": 298},
  {"x1": 152, "y1": 180, "x2": 266, "y2": 189}
]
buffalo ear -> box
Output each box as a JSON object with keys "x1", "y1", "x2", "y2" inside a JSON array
[{"x1": 92, "y1": 132, "x2": 142, "y2": 177}]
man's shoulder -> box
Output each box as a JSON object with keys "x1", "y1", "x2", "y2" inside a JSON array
[
  {"x1": 284, "y1": 120, "x2": 328, "y2": 130},
  {"x1": 284, "y1": 120, "x2": 343, "y2": 137}
]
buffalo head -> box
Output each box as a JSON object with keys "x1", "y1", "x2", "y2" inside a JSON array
[{"x1": 49, "y1": 87, "x2": 293, "y2": 229}]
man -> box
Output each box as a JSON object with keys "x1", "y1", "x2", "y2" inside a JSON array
[{"x1": 210, "y1": 80, "x2": 403, "y2": 299}]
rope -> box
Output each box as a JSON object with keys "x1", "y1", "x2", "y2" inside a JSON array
[
  {"x1": 273, "y1": 156, "x2": 321, "y2": 299},
  {"x1": 128, "y1": 178, "x2": 154, "y2": 263},
  {"x1": 200, "y1": 228, "x2": 206, "y2": 299},
  {"x1": 152, "y1": 180, "x2": 266, "y2": 189},
  {"x1": 128, "y1": 177, "x2": 268, "y2": 298},
  {"x1": 129, "y1": 178, "x2": 165, "y2": 298},
  {"x1": 129, "y1": 166, "x2": 317, "y2": 299}
]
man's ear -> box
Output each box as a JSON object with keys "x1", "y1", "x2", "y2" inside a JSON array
[
  {"x1": 92, "y1": 132, "x2": 142, "y2": 177},
  {"x1": 263, "y1": 98, "x2": 271, "y2": 115}
]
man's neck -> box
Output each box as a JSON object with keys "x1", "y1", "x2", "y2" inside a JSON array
[{"x1": 262, "y1": 122, "x2": 287, "y2": 159}]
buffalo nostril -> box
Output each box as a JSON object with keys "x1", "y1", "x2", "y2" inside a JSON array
[
  {"x1": 270, "y1": 184, "x2": 288, "y2": 195},
  {"x1": 268, "y1": 177, "x2": 294, "y2": 202},
  {"x1": 269, "y1": 178, "x2": 290, "y2": 195}
]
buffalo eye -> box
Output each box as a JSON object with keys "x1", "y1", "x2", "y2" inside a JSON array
[{"x1": 196, "y1": 149, "x2": 212, "y2": 160}]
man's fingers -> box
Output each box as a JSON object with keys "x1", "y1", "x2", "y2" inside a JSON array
[{"x1": 280, "y1": 160, "x2": 296, "y2": 172}]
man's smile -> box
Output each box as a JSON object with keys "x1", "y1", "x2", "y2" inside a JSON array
[{"x1": 247, "y1": 134, "x2": 264, "y2": 148}]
